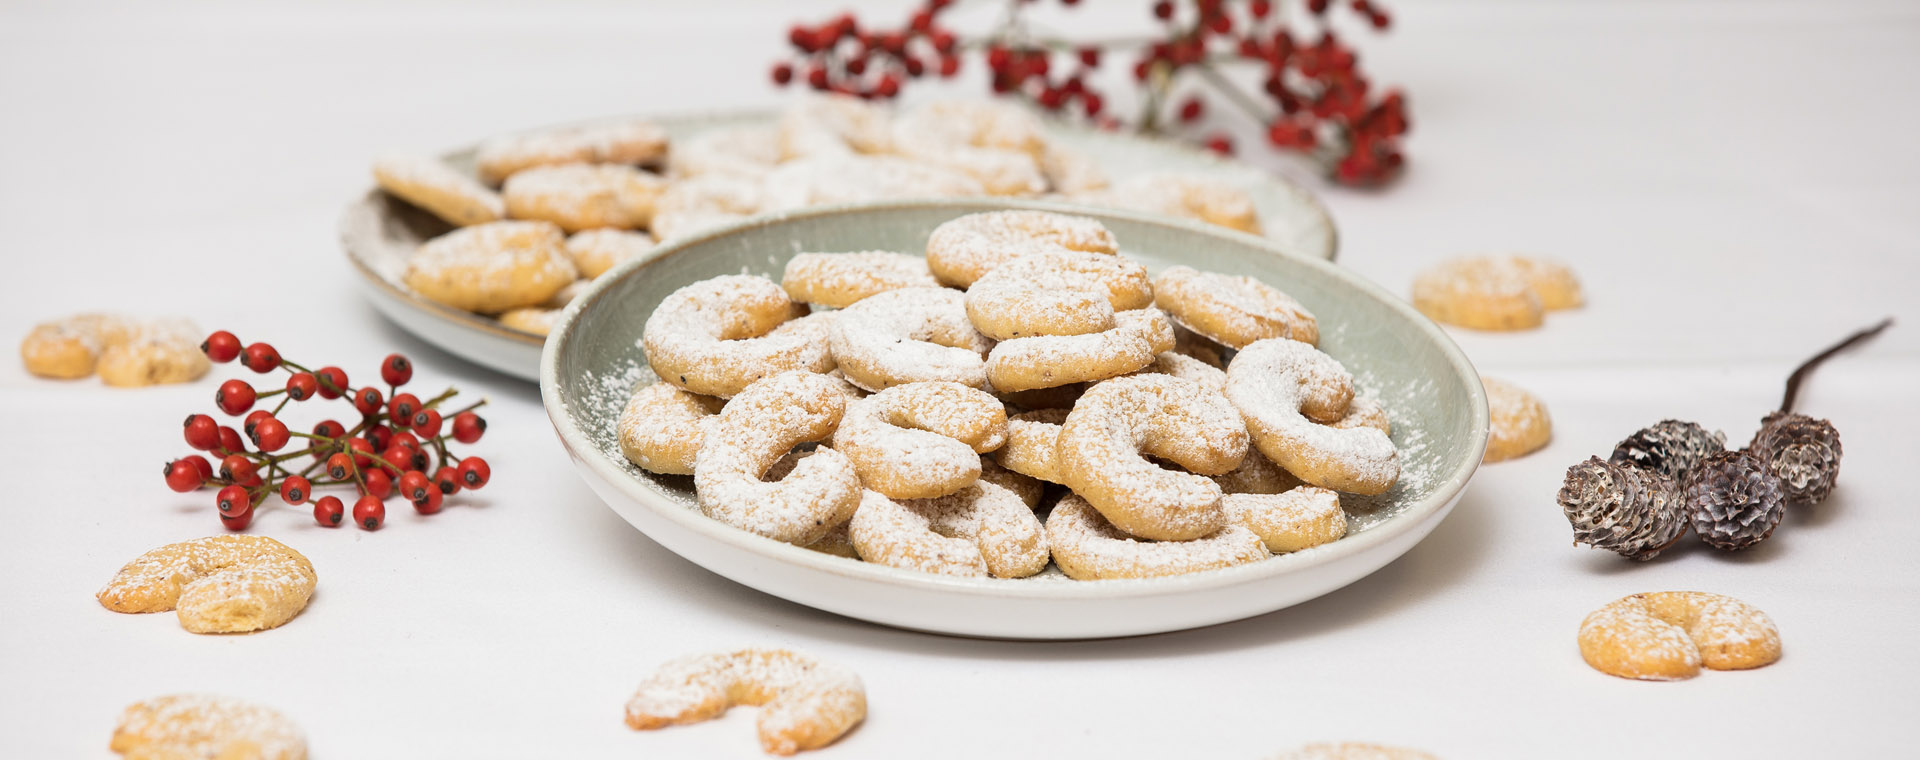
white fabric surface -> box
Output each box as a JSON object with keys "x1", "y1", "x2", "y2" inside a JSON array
[{"x1": 2, "y1": 1, "x2": 1916, "y2": 757}]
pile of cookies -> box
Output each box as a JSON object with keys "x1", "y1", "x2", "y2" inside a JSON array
[
  {"x1": 19, "y1": 313, "x2": 208, "y2": 386},
  {"x1": 374, "y1": 95, "x2": 1269, "y2": 336},
  {"x1": 617, "y1": 209, "x2": 1400, "y2": 581}
]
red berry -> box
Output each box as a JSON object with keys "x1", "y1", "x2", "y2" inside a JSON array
[
  {"x1": 285, "y1": 372, "x2": 318, "y2": 401},
  {"x1": 364, "y1": 424, "x2": 393, "y2": 451},
  {"x1": 412, "y1": 485, "x2": 444, "y2": 515},
  {"x1": 1205, "y1": 134, "x2": 1234, "y2": 155},
  {"x1": 361, "y1": 468, "x2": 393, "y2": 499},
  {"x1": 433, "y1": 466, "x2": 463, "y2": 495},
  {"x1": 452, "y1": 412, "x2": 486, "y2": 444},
  {"x1": 219, "y1": 454, "x2": 257, "y2": 484},
  {"x1": 1153, "y1": 1, "x2": 1174, "y2": 20},
  {"x1": 1268, "y1": 120, "x2": 1317, "y2": 149},
  {"x1": 216, "y1": 485, "x2": 252, "y2": 518},
  {"x1": 326, "y1": 452, "x2": 354, "y2": 481},
  {"x1": 219, "y1": 509, "x2": 254, "y2": 532},
  {"x1": 352, "y1": 495, "x2": 386, "y2": 530},
  {"x1": 411, "y1": 408, "x2": 444, "y2": 438},
  {"x1": 216, "y1": 379, "x2": 257, "y2": 415},
  {"x1": 312, "y1": 419, "x2": 346, "y2": 440},
  {"x1": 390, "y1": 431, "x2": 421, "y2": 451},
  {"x1": 380, "y1": 353, "x2": 413, "y2": 386},
  {"x1": 1179, "y1": 97, "x2": 1204, "y2": 122},
  {"x1": 382, "y1": 444, "x2": 414, "y2": 473},
  {"x1": 165, "y1": 460, "x2": 205, "y2": 492},
  {"x1": 931, "y1": 31, "x2": 956, "y2": 54},
  {"x1": 458, "y1": 457, "x2": 491, "y2": 489},
  {"x1": 1079, "y1": 47, "x2": 1100, "y2": 67},
  {"x1": 314, "y1": 366, "x2": 349, "y2": 399},
  {"x1": 874, "y1": 75, "x2": 900, "y2": 98},
  {"x1": 200, "y1": 331, "x2": 241, "y2": 363},
  {"x1": 1208, "y1": 12, "x2": 1232, "y2": 34},
  {"x1": 807, "y1": 66, "x2": 829, "y2": 88},
  {"x1": 353, "y1": 387, "x2": 384, "y2": 417},
  {"x1": 938, "y1": 55, "x2": 960, "y2": 77},
  {"x1": 243, "y1": 409, "x2": 272, "y2": 438},
  {"x1": 241, "y1": 342, "x2": 281, "y2": 373},
  {"x1": 281, "y1": 475, "x2": 311, "y2": 505},
  {"x1": 347, "y1": 437, "x2": 375, "y2": 467},
  {"x1": 904, "y1": 56, "x2": 925, "y2": 77},
  {"x1": 184, "y1": 414, "x2": 221, "y2": 450},
  {"x1": 251, "y1": 417, "x2": 290, "y2": 452},
  {"x1": 217, "y1": 426, "x2": 244, "y2": 456},
  {"x1": 845, "y1": 58, "x2": 867, "y2": 76},
  {"x1": 184, "y1": 454, "x2": 213, "y2": 481},
  {"x1": 771, "y1": 62, "x2": 794, "y2": 86},
  {"x1": 398, "y1": 470, "x2": 432, "y2": 503},
  {"x1": 313, "y1": 495, "x2": 345, "y2": 527},
  {"x1": 1308, "y1": 0, "x2": 1329, "y2": 13},
  {"x1": 1251, "y1": 0, "x2": 1272, "y2": 18},
  {"x1": 388, "y1": 393, "x2": 421, "y2": 425}
]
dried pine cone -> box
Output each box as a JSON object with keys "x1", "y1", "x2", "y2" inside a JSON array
[
  {"x1": 1609, "y1": 419, "x2": 1727, "y2": 481},
  {"x1": 1750, "y1": 411, "x2": 1843, "y2": 504},
  {"x1": 1683, "y1": 450, "x2": 1786, "y2": 551},
  {"x1": 1557, "y1": 456, "x2": 1688, "y2": 561}
]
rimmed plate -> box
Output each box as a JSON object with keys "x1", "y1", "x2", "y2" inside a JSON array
[
  {"x1": 341, "y1": 110, "x2": 1338, "y2": 381},
  {"x1": 542, "y1": 199, "x2": 1483, "y2": 640}
]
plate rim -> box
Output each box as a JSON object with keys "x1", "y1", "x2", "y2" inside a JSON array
[{"x1": 540, "y1": 197, "x2": 1486, "y2": 604}]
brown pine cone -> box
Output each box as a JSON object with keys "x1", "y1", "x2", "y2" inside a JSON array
[
  {"x1": 1683, "y1": 450, "x2": 1786, "y2": 551},
  {"x1": 1557, "y1": 456, "x2": 1687, "y2": 561},
  {"x1": 1609, "y1": 419, "x2": 1726, "y2": 482},
  {"x1": 1750, "y1": 411, "x2": 1843, "y2": 504}
]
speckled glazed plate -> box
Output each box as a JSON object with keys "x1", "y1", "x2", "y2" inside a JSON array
[
  {"x1": 341, "y1": 111, "x2": 1337, "y2": 381},
  {"x1": 541, "y1": 199, "x2": 1482, "y2": 640}
]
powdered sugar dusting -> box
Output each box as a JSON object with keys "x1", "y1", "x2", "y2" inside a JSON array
[
  {"x1": 112, "y1": 694, "x2": 306, "y2": 760},
  {"x1": 1046, "y1": 494, "x2": 1268, "y2": 579}
]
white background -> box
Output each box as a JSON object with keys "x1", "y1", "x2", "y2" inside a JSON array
[{"x1": 2, "y1": 1, "x2": 1917, "y2": 757}]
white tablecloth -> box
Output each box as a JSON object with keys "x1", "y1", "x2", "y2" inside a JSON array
[{"x1": 3, "y1": 1, "x2": 1916, "y2": 757}]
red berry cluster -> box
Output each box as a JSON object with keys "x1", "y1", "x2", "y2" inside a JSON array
[
  {"x1": 167, "y1": 331, "x2": 491, "y2": 532},
  {"x1": 770, "y1": 0, "x2": 1408, "y2": 186}
]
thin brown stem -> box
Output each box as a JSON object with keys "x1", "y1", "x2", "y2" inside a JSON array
[{"x1": 1781, "y1": 317, "x2": 1893, "y2": 413}]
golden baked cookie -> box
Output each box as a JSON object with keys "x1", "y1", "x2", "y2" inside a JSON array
[
  {"x1": 1212, "y1": 449, "x2": 1304, "y2": 495},
  {"x1": 1039, "y1": 144, "x2": 1109, "y2": 194},
  {"x1": 619, "y1": 381, "x2": 726, "y2": 475},
  {"x1": 669, "y1": 124, "x2": 781, "y2": 179},
  {"x1": 965, "y1": 249, "x2": 1153, "y2": 341},
  {"x1": 1046, "y1": 494, "x2": 1268, "y2": 580},
  {"x1": 992, "y1": 407, "x2": 1069, "y2": 485},
  {"x1": 923, "y1": 209, "x2": 1119, "y2": 288},
  {"x1": 641, "y1": 275, "x2": 833, "y2": 398},
  {"x1": 1074, "y1": 173, "x2": 1263, "y2": 235},
  {"x1": 475, "y1": 119, "x2": 669, "y2": 184},
  {"x1": 1410, "y1": 255, "x2": 1582, "y2": 331},
  {"x1": 849, "y1": 478, "x2": 1049, "y2": 578},
  {"x1": 1222, "y1": 488, "x2": 1347, "y2": 553},
  {"x1": 1153, "y1": 264, "x2": 1318, "y2": 348},
  {"x1": 761, "y1": 154, "x2": 983, "y2": 212},
  {"x1": 828, "y1": 287, "x2": 993, "y2": 392},
  {"x1": 502, "y1": 163, "x2": 666, "y2": 233},
  {"x1": 112, "y1": 694, "x2": 306, "y2": 760},
  {"x1": 566, "y1": 228, "x2": 655, "y2": 279},
  {"x1": 1578, "y1": 591, "x2": 1782, "y2": 681},
  {"x1": 1057, "y1": 374, "x2": 1249, "y2": 541},
  {"x1": 494, "y1": 279, "x2": 590, "y2": 336},
  {"x1": 834, "y1": 382, "x2": 1007, "y2": 499},
  {"x1": 1225, "y1": 338, "x2": 1399, "y2": 495},
  {"x1": 985, "y1": 307, "x2": 1173, "y2": 392},
  {"x1": 777, "y1": 93, "x2": 894, "y2": 159},
  {"x1": 96, "y1": 318, "x2": 211, "y2": 388},
  {"x1": 371, "y1": 153, "x2": 504, "y2": 227},
  {"x1": 98, "y1": 535, "x2": 317, "y2": 634},
  {"x1": 1482, "y1": 376, "x2": 1551, "y2": 462},
  {"x1": 405, "y1": 221, "x2": 577, "y2": 314},
  {"x1": 891, "y1": 100, "x2": 1049, "y2": 196},
  {"x1": 694, "y1": 372, "x2": 861, "y2": 545},
  {"x1": 626, "y1": 648, "x2": 866, "y2": 756},
  {"x1": 1269, "y1": 743, "x2": 1439, "y2": 760},
  {"x1": 781, "y1": 251, "x2": 939, "y2": 309},
  {"x1": 20, "y1": 313, "x2": 137, "y2": 379},
  {"x1": 649, "y1": 173, "x2": 765, "y2": 242}
]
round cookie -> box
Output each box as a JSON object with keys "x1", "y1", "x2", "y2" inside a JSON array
[
  {"x1": 986, "y1": 307, "x2": 1173, "y2": 392},
  {"x1": 98, "y1": 535, "x2": 317, "y2": 634},
  {"x1": 112, "y1": 694, "x2": 306, "y2": 760},
  {"x1": 1578, "y1": 591, "x2": 1782, "y2": 681},
  {"x1": 96, "y1": 318, "x2": 211, "y2": 387},
  {"x1": 371, "y1": 153, "x2": 504, "y2": 227},
  {"x1": 760, "y1": 154, "x2": 983, "y2": 212},
  {"x1": 1482, "y1": 376, "x2": 1552, "y2": 462},
  {"x1": 965, "y1": 249, "x2": 1153, "y2": 341},
  {"x1": 1056, "y1": 373, "x2": 1249, "y2": 541},
  {"x1": 649, "y1": 173, "x2": 765, "y2": 242},
  {"x1": 777, "y1": 93, "x2": 894, "y2": 159},
  {"x1": 566, "y1": 228, "x2": 656, "y2": 279},
  {"x1": 1153, "y1": 264, "x2": 1318, "y2": 348},
  {"x1": 923, "y1": 209, "x2": 1119, "y2": 288},
  {"x1": 781, "y1": 251, "x2": 939, "y2": 308},
  {"x1": 618, "y1": 381, "x2": 726, "y2": 476},
  {"x1": 1045, "y1": 494, "x2": 1269, "y2": 580},
  {"x1": 19, "y1": 313, "x2": 137, "y2": 379},
  {"x1": 502, "y1": 163, "x2": 666, "y2": 233},
  {"x1": 1074, "y1": 173, "x2": 1263, "y2": 235},
  {"x1": 475, "y1": 119, "x2": 669, "y2": 184},
  {"x1": 405, "y1": 221, "x2": 577, "y2": 314},
  {"x1": 669, "y1": 124, "x2": 781, "y2": 179},
  {"x1": 834, "y1": 382, "x2": 1007, "y2": 499},
  {"x1": 1410, "y1": 255, "x2": 1582, "y2": 331},
  {"x1": 626, "y1": 648, "x2": 866, "y2": 756}
]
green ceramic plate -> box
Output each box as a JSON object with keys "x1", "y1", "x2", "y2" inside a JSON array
[{"x1": 543, "y1": 199, "x2": 1483, "y2": 639}]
